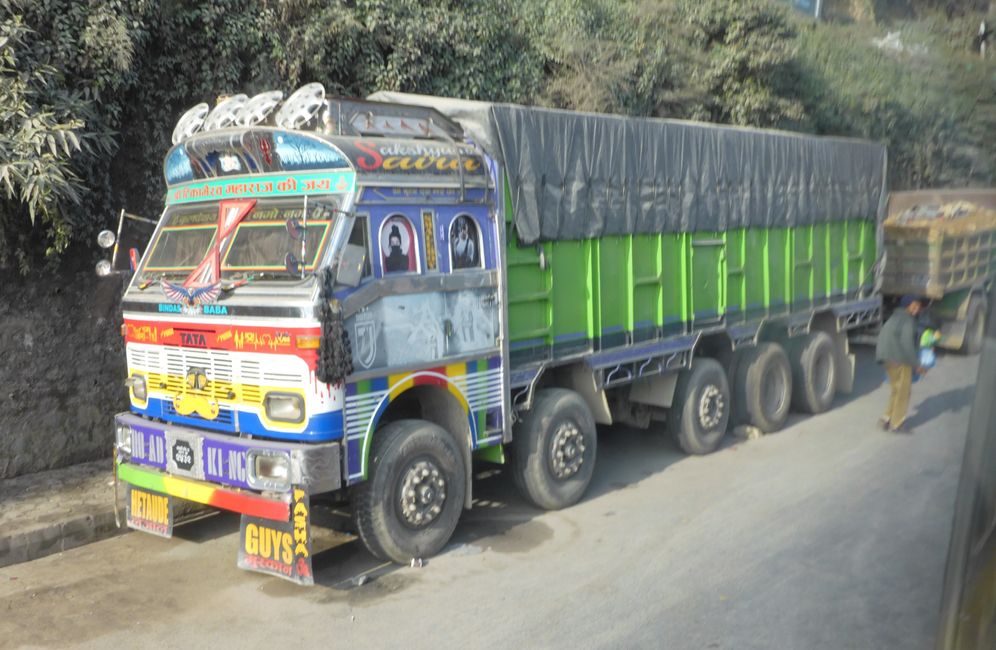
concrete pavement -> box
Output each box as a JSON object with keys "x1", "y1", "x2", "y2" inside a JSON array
[
  {"x1": 0, "y1": 460, "x2": 120, "y2": 569},
  {"x1": 0, "y1": 348, "x2": 978, "y2": 649}
]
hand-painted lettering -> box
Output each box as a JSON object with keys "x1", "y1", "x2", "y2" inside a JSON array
[
  {"x1": 227, "y1": 449, "x2": 247, "y2": 482},
  {"x1": 244, "y1": 522, "x2": 293, "y2": 564},
  {"x1": 132, "y1": 429, "x2": 146, "y2": 460},
  {"x1": 353, "y1": 140, "x2": 383, "y2": 171},
  {"x1": 149, "y1": 436, "x2": 165, "y2": 464}
]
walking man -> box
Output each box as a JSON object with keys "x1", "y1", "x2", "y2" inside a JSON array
[{"x1": 876, "y1": 295, "x2": 924, "y2": 432}]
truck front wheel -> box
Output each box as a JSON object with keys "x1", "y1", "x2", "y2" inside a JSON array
[
  {"x1": 511, "y1": 389, "x2": 597, "y2": 510},
  {"x1": 352, "y1": 419, "x2": 466, "y2": 563},
  {"x1": 669, "y1": 358, "x2": 731, "y2": 455}
]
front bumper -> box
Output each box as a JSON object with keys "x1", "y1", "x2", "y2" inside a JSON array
[{"x1": 114, "y1": 412, "x2": 341, "y2": 520}]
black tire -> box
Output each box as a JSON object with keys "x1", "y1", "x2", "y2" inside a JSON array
[
  {"x1": 961, "y1": 295, "x2": 987, "y2": 356},
  {"x1": 733, "y1": 343, "x2": 793, "y2": 433},
  {"x1": 669, "y1": 358, "x2": 731, "y2": 455},
  {"x1": 352, "y1": 419, "x2": 466, "y2": 563},
  {"x1": 510, "y1": 388, "x2": 597, "y2": 510},
  {"x1": 788, "y1": 331, "x2": 837, "y2": 414}
]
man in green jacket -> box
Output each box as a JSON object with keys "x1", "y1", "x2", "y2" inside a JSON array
[{"x1": 876, "y1": 295, "x2": 924, "y2": 432}]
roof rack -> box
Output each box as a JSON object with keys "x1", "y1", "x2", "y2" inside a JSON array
[{"x1": 324, "y1": 97, "x2": 464, "y2": 142}]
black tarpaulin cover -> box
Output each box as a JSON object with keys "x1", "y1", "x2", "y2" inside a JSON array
[{"x1": 368, "y1": 91, "x2": 888, "y2": 245}]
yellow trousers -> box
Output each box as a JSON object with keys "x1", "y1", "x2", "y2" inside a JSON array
[{"x1": 883, "y1": 362, "x2": 913, "y2": 428}]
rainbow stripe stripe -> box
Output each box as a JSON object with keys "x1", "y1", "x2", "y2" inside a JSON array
[
  {"x1": 343, "y1": 356, "x2": 503, "y2": 483},
  {"x1": 117, "y1": 462, "x2": 290, "y2": 521}
]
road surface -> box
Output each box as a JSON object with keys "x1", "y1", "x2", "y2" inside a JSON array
[{"x1": 0, "y1": 349, "x2": 977, "y2": 650}]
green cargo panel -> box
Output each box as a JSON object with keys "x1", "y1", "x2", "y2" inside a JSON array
[
  {"x1": 845, "y1": 219, "x2": 868, "y2": 297},
  {"x1": 551, "y1": 239, "x2": 594, "y2": 355},
  {"x1": 827, "y1": 221, "x2": 846, "y2": 300},
  {"x1": 507, "y1": 237, "x2": 551, "y2": 364},
  {"x1": 596, "y1": 236, "x2": 633, "y2": 348},
  {"x1": 726, "y1": 230, "x2": 746, "y2": 323},
  {"x1": 632, "y1": 235, "x2": 663, "y2": 342},
  {"x1": 662, "y1": 234, "x2": 689, "y2": 335},
  {"x1": 744, "y1": 229, "x2": 769, "y2": 320},
  {"x1": 768, "y1": 228, "x2": 791, "y2": 315},
  {"x1": 815, "y1": 223, "x2": 833, "y2": 304},
  {"x1": 690, "y1": 233, "x2": 726, "y2": 325},
  {"x1": 504, "y1": 220, "x2": 880, "y2": 368},
  {"x1": 792, "y1": 225, "x2": 814, "y2": 311}
]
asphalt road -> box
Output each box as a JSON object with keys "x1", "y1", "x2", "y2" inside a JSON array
[{"x1": 0, "y1": 348, "x2": 978, "y2": 650}]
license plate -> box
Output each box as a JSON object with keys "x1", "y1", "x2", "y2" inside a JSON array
[
  {"x1": 167, "y1": 433, "x2": 202, "y2": 478},
  {"x1": 125, "y1": 485, "x2": 174, "y2": 538}
]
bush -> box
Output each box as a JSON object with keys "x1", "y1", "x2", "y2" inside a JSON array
[{"x1": 0, "y1": 0, "x2": 992, "y2": 269}]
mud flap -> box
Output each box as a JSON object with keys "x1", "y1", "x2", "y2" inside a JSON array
[
  {"x1": 237, "y1": 487, "x2": 313, "y2": 586},
  {"x1": 125, "y1": 484, "x2": 175, "y2": 538},
  {"x1": 831, "y1": 329, "x2": 855, "y2": 394}
]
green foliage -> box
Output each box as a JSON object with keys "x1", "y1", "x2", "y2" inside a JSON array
[
  {"x1": 0, "y1": 0, "x2": 148, "y2": 269},
  {"x1": 0, "y1": 0, "x2": 993, "y2": 269},
  {"x1": 794, "y1": 15, "x2": 996, "y2": 188}
]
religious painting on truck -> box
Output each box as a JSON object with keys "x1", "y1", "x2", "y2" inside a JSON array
[
  {"x1": 449, "y1": 214, "x2": 481, "y2": 270},
  {"x1": 379, "y1": 214, "x2": 419, "y2": 274}
]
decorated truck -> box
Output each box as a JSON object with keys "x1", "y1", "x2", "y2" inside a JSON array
[{"x1": 101, "y1": 85, "x2": 885, "y2": 584}]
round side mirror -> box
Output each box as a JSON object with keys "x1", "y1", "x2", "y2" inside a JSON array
[
  {"x1": 96, "y1": 260, "x2": 112, "y2": 276},
  {"x1": 97, "y1": 230, "x2": 116, "y2": 249}
]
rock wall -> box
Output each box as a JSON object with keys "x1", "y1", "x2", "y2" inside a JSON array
[{"x1": 0, "y1": 264, "x2": 128, "y2": 478}]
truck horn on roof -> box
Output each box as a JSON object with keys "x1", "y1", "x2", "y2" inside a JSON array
[
  {"x1": 170, "y1": 84, "x2": 328, "y2": 145},
  {"x1": 170, "y1": 83, "x2": 467, "y2": 145}
]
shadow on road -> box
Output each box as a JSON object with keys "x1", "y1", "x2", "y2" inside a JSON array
[
  {"x1": 173, "y1": 348, "x2": 893, "y2": 595},
  {"x1": 256, "y1": 423, "x2": 690, "y2": 594},
  {"x1": 829, "y1": 347, "x2": 885, "y2": 409},
  {"x1": 904, "y1": 386, "x2": 975, "y2": 429}
]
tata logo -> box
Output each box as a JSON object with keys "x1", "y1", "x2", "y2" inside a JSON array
[
  {"x1": 179, "y1": 331, "x2": 208, "y2": 348},
  {"x1": 185, "y1": 367, "x2": 209, "y2": 391}
]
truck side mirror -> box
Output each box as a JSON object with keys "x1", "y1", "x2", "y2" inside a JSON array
[
  {"x1": 285, "y1": 252, "x2": 302, "y2": 276},
  {"x1": 337, "y1": 244, "x2": 366, "y2": 288},
  {"x1": 286, "y1": 218, "x2": 305, "y2": 241}
]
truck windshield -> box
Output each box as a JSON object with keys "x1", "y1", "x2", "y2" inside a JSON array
[{"x1": 142, "y1": 199, "x2": 337, "y2": 279}]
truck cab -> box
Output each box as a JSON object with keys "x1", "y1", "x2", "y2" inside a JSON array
[{"x1": 111, "y1": 88, "x2": 505, "y2": 583}]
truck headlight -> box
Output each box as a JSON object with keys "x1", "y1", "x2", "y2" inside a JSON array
[
  {"x1": 247, "y1": 450, "x2": 290, "y2": 491},
  {"x1": 125, "y1": 375, "x2": 147, "y2": 401},
  {"x1": 115, "y1": 423, "x2": 132, "y2": 454},
  {"x1": 264, "y1": 392, "x2": 304, "y2": 423}
]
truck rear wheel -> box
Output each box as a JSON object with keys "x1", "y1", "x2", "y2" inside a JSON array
[
  {"x1": 961, "y1": 295, "x2": 987, "y2": 356},
  {"x1": 788, "y1": 331, "x2": 837, "y2": 414},
  {"x1": 669, "y1": 358, "x2": 731, "y2": 455},
  {"x1": 510, "y1": 388, "x2": 597, "y2": 510},
  {"x1": 352, "y1": 419, "x2": 466, "y2": 563},
  {"x1": 733, "y1": 343, "x2": 792, "y2": 433}
]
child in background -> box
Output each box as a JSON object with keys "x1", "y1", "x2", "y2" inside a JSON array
[{"x1": 913, "y1": 328, "x2": 941, "y2": 383}]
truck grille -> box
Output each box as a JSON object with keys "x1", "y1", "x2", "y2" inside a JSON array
[{"x1": 127, "y1": 344, "x2": 305, "y2": 407}]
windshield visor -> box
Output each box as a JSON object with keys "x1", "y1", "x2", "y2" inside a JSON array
[{"x1": 142, "y1": 199, "x2": 337, "y2": 279}]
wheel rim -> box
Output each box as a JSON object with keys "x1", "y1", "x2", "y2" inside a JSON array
[
  {"x1": 814, "y1": 350, "x2": 833, "y2": 397},
  {"x1": 762, "y1": 367, "x2": 787, "y2": 416},
  {"x1": 398, "y1": 459, "x2": 447, "y2": 528},
  {"x1": 549, "y1": 421, "x2": 586, "y2": 480},
  {"x1": 698, "y1": 385, "x2": 725, "y2": 429}
]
